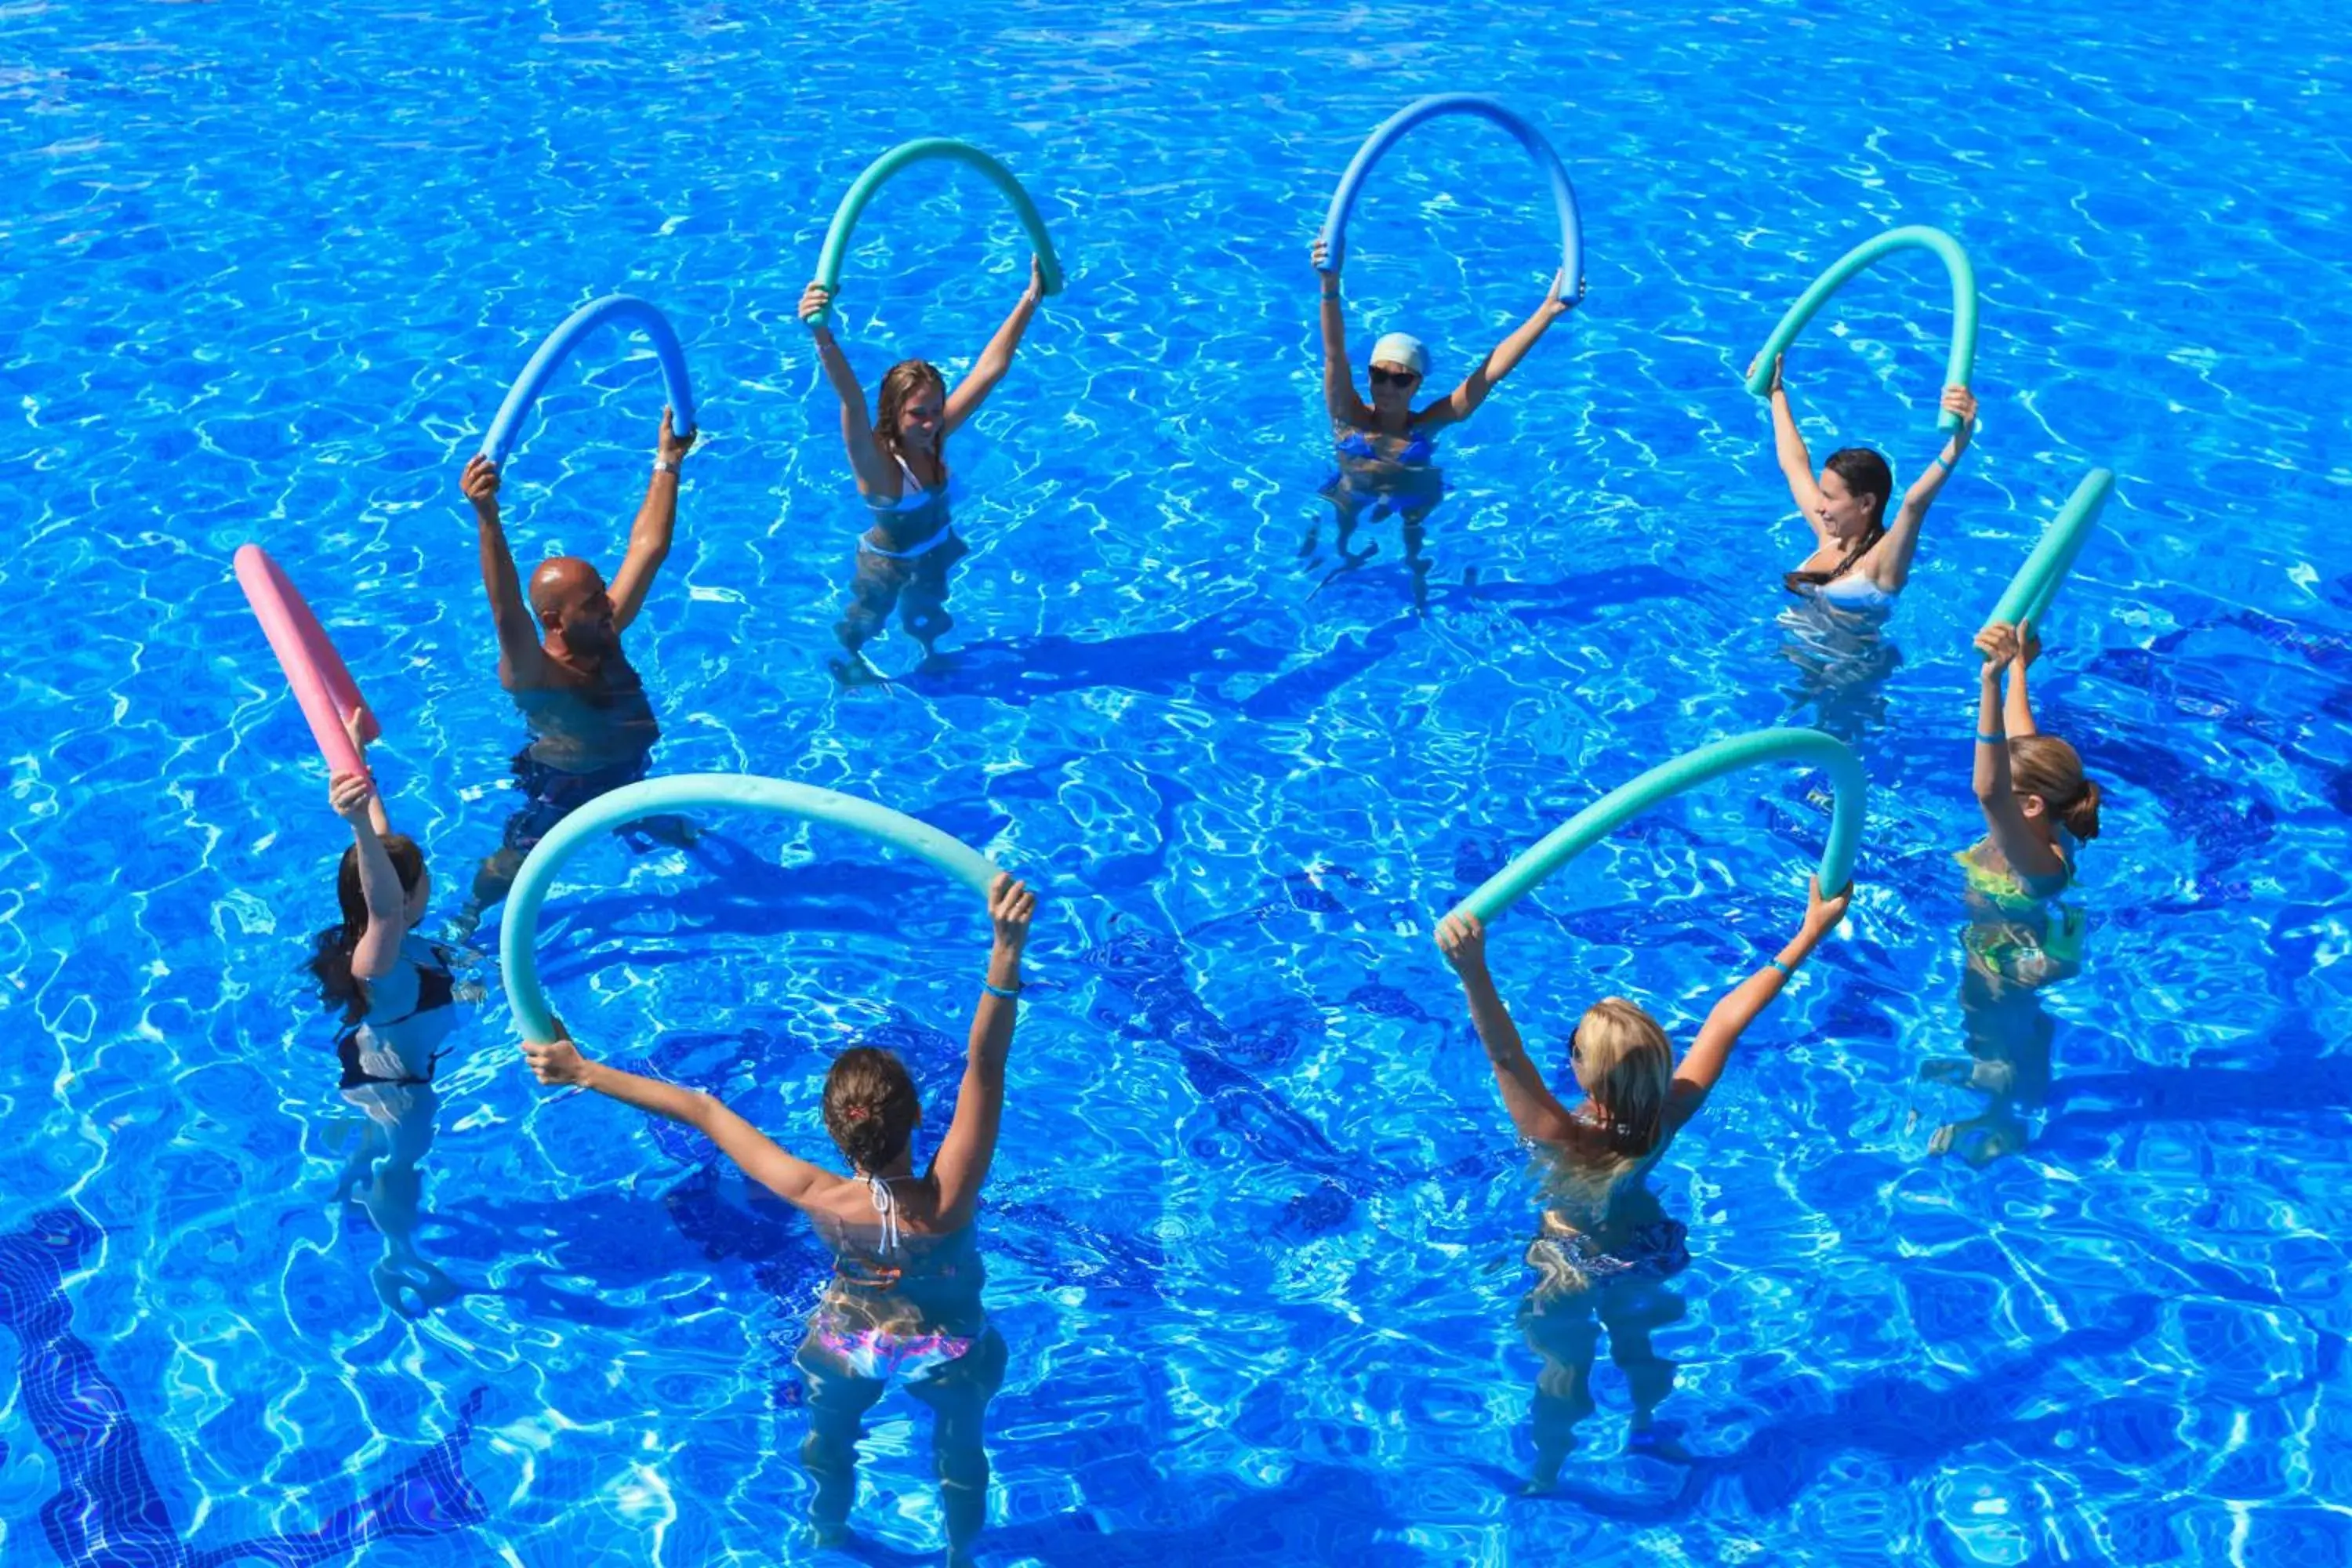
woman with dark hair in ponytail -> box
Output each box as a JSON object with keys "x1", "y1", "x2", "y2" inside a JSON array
[
  {"x1": 524, "y1": 873, "x2": 1036, "y2": 1564},
  {"x1": 1436, "y1": 875, "x2": 1851, "y2": 1488},
  {"x1": 799, "y1": 260, "x2": 1046, "y2": 684},
  {"x1": 1761, "y1": 352, "x2": 1978, "y2": 616},
  {"x1": 307, "y1": 729, "x2": 469, "y2": 1316},
  {"x1": 1924, "y1": 619, "x2": 2103, "y2": 1163}
]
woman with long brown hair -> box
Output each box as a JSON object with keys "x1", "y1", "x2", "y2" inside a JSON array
[
  {"x1": 799, "y1": 260, "x2": 1045, "y2": 684},
  {"x1": 1437, "y1": 876, "x2": 1849, "y2": 1484},
  {"x1": 524, "y1": 873, "x2": 1036, "y2": 1564}
]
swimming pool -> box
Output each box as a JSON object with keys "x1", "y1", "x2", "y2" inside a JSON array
[{"x1": 5, "y1": 0, "x2": 2350, "y2": 1562}]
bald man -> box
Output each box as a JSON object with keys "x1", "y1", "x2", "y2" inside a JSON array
[{"x1": 456, "y1": 408, "x2": 696, "y2": 926}]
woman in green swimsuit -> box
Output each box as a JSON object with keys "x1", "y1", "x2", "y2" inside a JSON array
[{"x1": 1924, "y1": 621, "x2": 2103, "y2": 1163}]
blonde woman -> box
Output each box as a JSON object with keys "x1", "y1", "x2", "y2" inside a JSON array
[
  {"x1": 799, "y1": 261, "x2": 1044, "y2": 682},
  {"x1": 1437, "y1": 877, "x2": 1849, "y2": 1483}
]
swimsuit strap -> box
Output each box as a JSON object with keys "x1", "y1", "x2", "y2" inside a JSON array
[{"x1": 866, "y1": 1174, "x2": 903, "y2": 1256}]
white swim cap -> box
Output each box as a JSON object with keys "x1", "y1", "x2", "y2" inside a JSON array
[{"x1": 1370, "y1": 332, "x2": 1428, "y2": 379}]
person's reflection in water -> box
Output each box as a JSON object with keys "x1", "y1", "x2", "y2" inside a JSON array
[
  {"x1": 1922, "y1": 620, "x2": 2102, "y2": 1164},
  {"x1": 453, "y1": 409, "x2": 697, "y2": 936},
  {"x1": 309, "y1": 735, "x2": 473, "y2": 1316},
  {"x1": 1777, "y1": 595, "x2": 1904, "y2": 746},
  {"x1": 521, "y1": 875, "x2": 1036, "y2": 1567}
]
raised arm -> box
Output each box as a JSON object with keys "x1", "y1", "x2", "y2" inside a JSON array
[
  {"x1": 1312, "y1": 239, "x2": 1371, "y2": 426},
  {"x1": 330, "y1": 770, "x2": 409, "y2": 982},
  {"x1": 1971, "y1": 622, "x2": 2070, "y2": 884},
  {"x1": 1416, "y1": 271, "x2": 1570, "y2": 433},
  {"x1": 1864, "y1": 386, "x2": 1977, "y2": 590},
  {"x1": 462, "y1": 456, "x2": 546, "y2": 684},
  {"x1": 608, "y1": 408, "x2": 697, "y2": 633},
  {"x1": 1436, "y1": 912, "x2": 1577, "y2": 1145},
  {"x1": 799, "y1": 282, "x2": 892, "y2": 496},
  {"x1": 2005, "y1": 622, "x2": 2041, "y2": 739},
  {"x1": 930, "y1": 875, "x2": 1035, "y2": 1226},
  {"x1": 1668, "y1": 877, "x2": 1849, "y2": 1124},
  {"x1": 944, "y1": 257, "x2": 1044, "y2": 435},
  {"x1": 1758, "y1": 354, "x2": 1827, "y2": 532},
  {"x1": 524, "y1": 1030, "x2": 850, "y2": 1210}
]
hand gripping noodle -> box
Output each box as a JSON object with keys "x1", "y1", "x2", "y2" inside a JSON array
[
  {"x1": 1446, "y1": 729, "x2": 1865, "y2": 925},
  {"x1": 501, "y1": 773, "x2": 1001, "y2": 1043}
]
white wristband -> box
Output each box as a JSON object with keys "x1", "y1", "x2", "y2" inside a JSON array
[{"x1": 652, "y1": 457, "x2": 681, "y2": 475}]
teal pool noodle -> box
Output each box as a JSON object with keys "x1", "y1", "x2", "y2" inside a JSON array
[
  {"x1": 1317, "y1": 93, "x2": 1586, "y2": 307},
  {"x1": 1446, "y1": 729, "x2": 1866, "y2": 925},
  {"x1": 480, "y1": 294, "x2": 695, "y2": 465},
  {"x1": 500, "y1": 772, "x2": 1002, "y2": 1043},
  {"x1": 1990, "y1": 468, "x2": 2114, "y2": 630},
  {"x1": 1743, "y1": 226, "x2": 1977, "y2": 434},
  {"x1": 805, "y1": 139, "x2": 1065, "y2": 329}
]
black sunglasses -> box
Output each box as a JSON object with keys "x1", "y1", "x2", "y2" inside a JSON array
[{"x1": 1369, "y1": 366, "x2": 1419, "y2": 388}]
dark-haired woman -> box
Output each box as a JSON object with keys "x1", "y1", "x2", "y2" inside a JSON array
[
  {"x1": 1925, "y1": 620, "x2": 2103, "y2": 1163},
  {"x1": 524, "y1": 873, "x2": 1036, "y2": 1564},
  {"x1": 311, "y1": 742, "x2": 469, "y2": 1316},
  {"x1": 799, "y1": 261, "x2": 1045, "y2": 684},
  {"x1": 1762, "y1": 353, "x2": 1977, "y2": 615}
]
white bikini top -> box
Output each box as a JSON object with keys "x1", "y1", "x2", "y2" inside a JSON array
[
  {"x1": 1814, "y1": 572, "x2": 1897, "y2": 612},
  {"x1": 869, "y1": 453, "x2": 946, "y2": 515}
]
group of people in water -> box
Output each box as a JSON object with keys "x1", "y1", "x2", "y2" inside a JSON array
[{"x1": 299, "y1": 237, "x2": 2106, "y2": 1555}]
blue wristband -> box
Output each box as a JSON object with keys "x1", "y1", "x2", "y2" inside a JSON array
[
  {"x1": 1932, "y1": 452, "x2": 1957, "y2": 474},
  {"x1": 1769, "y1": 958, "x2": 1796, "y2": 980},
  {"x1": 1976, "y1": 731, "x2": 2005, "y2": 745},
  {"x1": 983, "y1": 980, "x2": 1022, "y2": 1001}
]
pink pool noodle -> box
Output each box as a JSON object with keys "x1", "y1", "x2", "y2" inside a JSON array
[{"x1": 234, "y1": 543, "x2": 377, "y2": 779}]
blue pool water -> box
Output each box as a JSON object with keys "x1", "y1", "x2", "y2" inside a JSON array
[{"x1": 6, "y1": 0, "x2": 2351, "y2": 1563}]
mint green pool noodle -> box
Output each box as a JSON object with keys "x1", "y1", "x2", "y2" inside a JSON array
[
  {"x1": 501, "y1": 773, "x2": 1002, "y2": 1043},
  {"x1": 1989, "y1": 468, "x2": 2114, "y2": 630},
  {"x1": 1744, "y1": 225, "x2": 1978, "y2": 434},
  {"x1": 1446, "y1": 729, "x2": 1866, "y2": 925},
  {"x1": 805, "y1": 138, "x2": 1065, "y2": 328}
]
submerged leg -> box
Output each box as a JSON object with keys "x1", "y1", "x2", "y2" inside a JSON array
[
  {"x1": 1522, "y1": 1300, "x2": 1600, "y2": 1492},
  {"x1": 905, "y1": 1328, "x2": 1008, "y2": 1566},
  {"x1": 1599, "y1": 1281, "x2": 1686, "y2": 1445},
  {"x1": 794, "y1": 1343, "x2": 888, "y2": 1546}
]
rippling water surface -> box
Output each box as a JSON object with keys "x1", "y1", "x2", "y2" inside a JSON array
[{"x1": 5, "y1": 1, "x2": 2350, "y2": 1563}]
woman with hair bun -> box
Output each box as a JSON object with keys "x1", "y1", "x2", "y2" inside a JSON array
[
  {"x1": 1924, "y1": 620, "x2": 2102, "y2": 1163},
  {"x1": 524, "y1": 873, "x2": 1036, "y2": 1564},
  {"x1": 1436, "y1": 874, "x2": 1851, "y2": 1486}
]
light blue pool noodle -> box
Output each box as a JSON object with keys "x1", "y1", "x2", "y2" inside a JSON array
[
  {"x1": 479, "y1": 295, "x2": 698, "y2": 466},
  {"x1": 1318, "y1": 94, "x2": 1586, "y2": 307},
  {"x1": 1446, "y1": 729, "x2": 1866, "y2": 925},
  {"x1": 1742, "y1": 226, "x2": 1978, "y2": 434},
  {"x1": 501, "y1": 772, "x2": 1002, "y2": 1043},
  {"x1": 804, "y1": 139, "x2": 1065, "y2": 330},
  {"x1": 1989, "y1": 467, "x2": 2115, "y2": 630}
]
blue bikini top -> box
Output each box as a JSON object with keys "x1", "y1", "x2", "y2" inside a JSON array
[{"x1": 1338, "y1": 428, "x2": 1436, "y2": 465}]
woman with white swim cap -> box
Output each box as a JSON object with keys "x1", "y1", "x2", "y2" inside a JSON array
[{"x1": 1305, "y1": 238, "x2": 1571, "y2": 604}]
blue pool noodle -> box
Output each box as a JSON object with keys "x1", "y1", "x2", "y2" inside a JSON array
[
  {"x1": 1317, "y1": 93, "x2": 1586, "y2": 306},
  {"x1": 479, "y1": 294, "x2": 698, "y2": 466},
  {"x1": 501, "y1": 773, "x2": 1001, "y2": 1044}
]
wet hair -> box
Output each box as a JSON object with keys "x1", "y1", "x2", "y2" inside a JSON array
[
  {"x1": 873, "y1": 360, "x2": 949, "y2": 467},
  {"x1": 2009, "y1": 735, "x2": 2103, "y2": 843},
  {"x1": 1784, "y1": 446, "x2": 1894, "y2": 595},
  {"x1": 823, "y1": 1047, "x2": 923, "y2": 1174},
  {"x1": 307, "y1": 834, "x2": 425, "y2": 1023},
  {"x1": 1560, "y1": 998, "x2": 1676, "y2": 1171}
]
